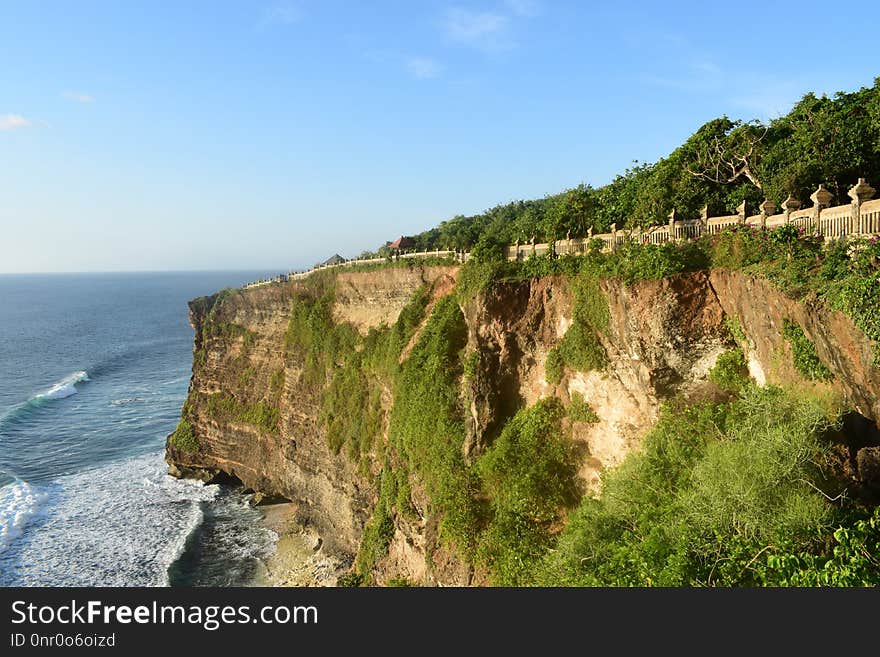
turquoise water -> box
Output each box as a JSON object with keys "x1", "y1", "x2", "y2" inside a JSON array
[{"x1": 0, "y1": 272, "x2": 276, "y2": 586}]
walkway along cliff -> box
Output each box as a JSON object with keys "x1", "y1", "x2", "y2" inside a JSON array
[{"x1": 166, "y1": 237, "x2": 880, "y2": 584}]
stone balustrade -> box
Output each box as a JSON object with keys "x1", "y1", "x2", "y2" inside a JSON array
[{"x1": 244, "y1": 178, "x2": 879, "y2": 289}]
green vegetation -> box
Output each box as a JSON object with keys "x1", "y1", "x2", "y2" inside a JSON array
[
  {"x1": 568, "y1": 392, "x2": 599, "y2": 423},
  {"x1": 283, "y1": 284, "x2": 431, "y2": 461},
  {"x1": 168, "y1": 418, "x2": 198, "y2": 453},
  {"x1": 204, "y1": 392, "x2": 280, "y2": 434},
  {"x1": 476, "y1": 398, "x2": 579, "y2": 585},
  {"x1": 546, "y1": 274, "x2": 609, "y2": 384},
  {"x1": 388, "y1": 295, "x2": 478, "y2": 552},
  {"x1": 533, "y1": 386, "x2": 880, "y2": 586},
  {"x1": 355, "y1": 467, "x2": 399, "y2": 578},
  {"x1": 283, "y1": 292, "x2": 359, "y2": 388},
  {"x1": 184, "y1": 78, "x2": 880, "y2": 588},
  {"x1": 725, "y1": 315, "x2": 748, "y2": 345},
  {"x1": 781, "y1": 319, "x2": 833, "y2": 381},
  {"x1": 397, "y1": 79, "x2": 880, "y2": 250},
  {"x1": 708, "y1": 348, "x2": 751, "y2": 392},
  {"x1": 321, "y1": 365, "x2": 384, "y2": 459},
  {"x1": 265, "y1": 250, "x2": 879, "y2": 587},
  {"x1": 269, "y1": 368, "x2": 285, "y2": 394},
  {"x1": 456, "y1": 225, "x2": 880, "y2": 366}
]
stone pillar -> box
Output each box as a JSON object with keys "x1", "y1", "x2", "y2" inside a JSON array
[
  {"x1": 848, "y1": 178, "x2": 876, "y2": 235},
  {"x1": 759, "y1": 199, "x2": 776, "y2": 230},
  {"x1": 736, "y1": 200, "x2": 747, "y2": 224},
  {"x1": 611, "y1": 222, "x2": 617, "y2": 250},
  {"x1": 668, "y1": 209, "x2": 677, "y2": 241},
  {"x1": 781, "y1": 194, "x2": 800, "y2": 225},
  {"x1": 531, "y1": 236, "x2": 536, "y2": 257},
  {"x1": 514, "y1": 238, "x2": 520, "y2": 261},
  {"x1": 566, "y1": 229, "x2": 571, "y2": 256},
  {"x1": 700, "y1": 205, "x2": 709, "y2": 236},
  {"x1": 810, "y1": 184, "x2": 833, "y2": 235}
]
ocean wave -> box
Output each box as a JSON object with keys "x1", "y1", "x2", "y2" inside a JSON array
[
  {"x1": 160, "y1": 375, "x2": 190, "y2": 386},
  {"x1": 0, "y1": 479, "x2": 49, "y2": 550},
  {"x1": 0, "y1": 371, "x2": 91, "y2": 435},
  {"x1": 0, "y1": 452, "x2": 220, "y2": 586},
  {"x1": 33, "y1": 370, "x2": 90, "y2": 401}
]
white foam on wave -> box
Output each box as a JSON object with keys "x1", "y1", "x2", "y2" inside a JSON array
[
  {"x1": 160, "y1": 375, "x2": 189, "y2": 386},
  {"x1": 33, "y1": 371, "x2": 90, "y2": 401},
  {"x1": 0, "y1": 452, "x2": 220, "y2": 586},
  {"x1": 0, "y1": 480, "x2": 49, "y2": 550}
]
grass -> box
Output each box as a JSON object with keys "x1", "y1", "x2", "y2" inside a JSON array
[
  {"x1": 781, "y1": 319, "x2": 833, "y2": 382},
  {"x1": 568, "y1": 391, "x2": 599, "y2": 423},
  {"x1": 459, "y1": 227, "x2": 880, "y2": 365},
  {"x1": 545, "y1": 274, "x2": 609, "y2": 384},
  {"x1": 188, "y1": 230, "x2": 880, "y2": 586},
  {"x1": 204, "y1": 392, "x2": 280, "y2": 434},
  {"x1": 388, "y1": 295, "x2": 479, "y2": 553},
  {"x1": 475, "y1": 398, "x2": 580, "y2": 585},
  {"x1": 531, "y1": 385, "x2": 864, "y2": 586},
  {"x1": 168, "y1": 418, "x2": 199, "y2": 453},
  {"x1": 708, "y1": 348, "x2": 751, "y2": 391}
]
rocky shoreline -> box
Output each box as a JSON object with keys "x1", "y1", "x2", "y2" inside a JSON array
[{"x1": 252, "y1": 502, "x2": 345, "y2": 587}]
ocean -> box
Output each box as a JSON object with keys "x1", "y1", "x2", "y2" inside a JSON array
[{"x1": 0, "y1": 271, "x2": 278, "y2": 586}]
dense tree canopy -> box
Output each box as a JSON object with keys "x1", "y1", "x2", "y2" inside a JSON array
[{"x1": 391, "y1": 78, "x2": 880, "y2": 250}]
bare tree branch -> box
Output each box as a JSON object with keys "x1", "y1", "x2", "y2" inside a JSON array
[{"x1": 686, "y1": 124, "x2": 768, "y2": 191}]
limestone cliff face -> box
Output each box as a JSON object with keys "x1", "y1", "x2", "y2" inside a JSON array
[
  {"x1": 166, "y1": 266, "x2": 457, "y2": 559},
  {"x1": 166, "y1": 266, "x2": 880, "y2": 584}
]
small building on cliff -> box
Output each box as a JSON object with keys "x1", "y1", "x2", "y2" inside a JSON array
[{"x1": 389, "y1": 236, "x2": 414, "y2": 250}]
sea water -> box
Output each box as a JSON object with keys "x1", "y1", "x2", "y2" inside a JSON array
[{"x1": 0, "y1": 272, "x2": 277, "y2": 586}]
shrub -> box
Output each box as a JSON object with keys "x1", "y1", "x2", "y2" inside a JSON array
[
  {"x1": 725, "y1": 315, "x2": 747, "y2": 345},
  {"x1": 568, "y1": 392, "x2": 599, "y2": 423},
  {"x1": 355, "y1": 468, "x2": 398, "y2": 580},
  {"x1": 535, "y1": 386, "x2": 840, "y2": 586},
  {"x1": 204, "y1": 393, "x2": 280, "y2": 434},
  {"x1": 388, "y1": 295, "x2": 479, "y2": 552},
  {"x1": 545, "y1": 273, "x2": 609, "y2": 383},
  {"x1": 545, "y1": 347, "x2": 564, "y2": 385},
  {"x1": 476, "y1": 398, "x2": 580, "y2": 585},
  {"x1": 168, "y1": 418, "x2": 198, "y2": 453},
  {"x1": 708, "y1": 348, "x2": 750, "y2": 391},
  {"x1": 781, "y1": 319, "x2": 833, "y2": 381}
]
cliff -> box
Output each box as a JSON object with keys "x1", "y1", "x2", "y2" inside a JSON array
[{"x1": 166, "y1": 263, "x2": 880, "y2": 585}]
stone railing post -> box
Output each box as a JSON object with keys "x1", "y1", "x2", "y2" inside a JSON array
[
  {"x1": 530, "y1": 236, "x2": 536, "y2": 257},
  {"x1": 759, "y1": 199, "x2": 776, "y2": 230},
  {"x1": 667, "y1": 209, "x2": 677, "y2": 241},
  {"x1": 610, "y1": 222, "x2": 617, "y2": 249},
  {"x1": 700, "y1": 205, "x2": 709, "y2": 236},
  {"x1": 848, "y1": 178, "x2": 876, "y2": 235},
  {"x1": 810, "y1": 184, "x2": 833, "y2": 235},
  {"x1": 514, "y1": 238, "x2": 520, "y2": 261},
  {"x1": 566, "y1": 229, "x2": 572, "y2": 256},
  {"x1": 781, "y1": 194, "x2": 800, "y2": 225},
  {"x1": 737, "y1": 200, "x2": 747, "y2": 224}
]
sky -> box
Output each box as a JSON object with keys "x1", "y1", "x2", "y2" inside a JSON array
[{"x1": 1, "y1": 1, "x2": 878, "y2": 273}]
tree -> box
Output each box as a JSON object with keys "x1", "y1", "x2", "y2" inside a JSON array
[
  {"x1": 542, "y1": 185, "x2": 599, "y2": 240},
  {"x1": 684, "y1": 117, "x2": 767, "y2": 191}
]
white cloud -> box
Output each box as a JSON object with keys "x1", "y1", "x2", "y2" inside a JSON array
[
  {"x1": 262, "y1": 2, "x2": 303, "y2": 26},
  {"x1": 62, "y1": 91, "x2": 95, "y2": 103},
  {"x1": 406, "y1": 57, "x2": 442, "y2": 79},
  {"x1": 503, "y1": 0, "x2": 540, "y2": 17},
  {"x1": 0, "y1": 114, "x2": 32, "y2": 131},
  {"x1": 730, "y1": 81, "x2": 804, "y2": 121},
  {"x1": 441, "y1": 8, "x2": 511, "y2": 51}
]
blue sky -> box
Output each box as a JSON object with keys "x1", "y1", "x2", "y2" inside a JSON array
[{"x1": 1, "y1": 1, "x2": 878, "y2": 273}]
